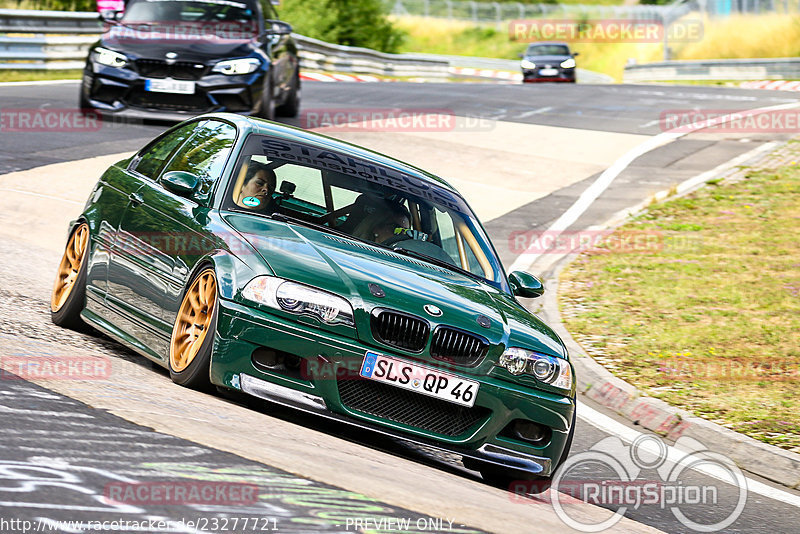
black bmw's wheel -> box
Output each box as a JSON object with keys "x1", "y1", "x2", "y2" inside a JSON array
[
  {"x1": 257, "y1": 76, "x2": 276, "y2": 121},
  {"x1": 276, "y1": 71, "x2": 301, "y2": 118},
  {"x1": 168, "y1": 268, "x2": 218, "y2": 390}
]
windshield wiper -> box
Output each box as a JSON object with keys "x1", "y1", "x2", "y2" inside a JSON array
[{"x1": 391, "y1": 246, "x2": 484, "y2": 282}]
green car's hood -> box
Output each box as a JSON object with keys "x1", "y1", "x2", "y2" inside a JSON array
[{"x1": 224, "y1": 214, "x2": 565, "y2": 359}]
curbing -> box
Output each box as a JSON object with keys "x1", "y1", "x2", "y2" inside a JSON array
[{"x1": 532, "y1": 140, "x2": 800, "y2": 490}]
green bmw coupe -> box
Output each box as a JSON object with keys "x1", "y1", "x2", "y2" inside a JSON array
[{"x1": 51, "y1": 113, "x2": 575, "y2": 488}]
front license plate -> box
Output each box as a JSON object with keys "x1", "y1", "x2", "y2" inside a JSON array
[
  {"x1": 359, "y1": 351, "x2": 479, "y2": 407},
  {"x1": 539, "y1": 68, "x2": 559, "y2": 76},
  {"x1": 145, "y1": 79, "x2": 195, "y2": 94}
]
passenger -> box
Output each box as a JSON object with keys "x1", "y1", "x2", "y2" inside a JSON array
[{"x1": 368, "y1": 201, "x2": 412, "y2": 244}]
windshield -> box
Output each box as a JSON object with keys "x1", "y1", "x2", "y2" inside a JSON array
[
  {"x1": 223, "y1": 135, "x2": 507, "y2": 290},
  {"x1": 526, "y1": 44, "x2": 570, "y2": 56},
  {"x1": 119, "y1": 0, "x2": 259, "y2": 37}
]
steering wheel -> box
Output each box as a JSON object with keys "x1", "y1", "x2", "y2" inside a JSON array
[{"x1": 383, "y1": 231, "x2": 414, "y2": 247}]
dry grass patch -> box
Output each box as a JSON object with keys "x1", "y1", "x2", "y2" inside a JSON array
[{"x1": 560, "y1": 145, "x2": 800, "y2": 451}]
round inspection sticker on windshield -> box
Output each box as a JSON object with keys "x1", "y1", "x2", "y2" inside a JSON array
[{"x1": 242, "y1": 196, "x2": 261, "y2": 207}]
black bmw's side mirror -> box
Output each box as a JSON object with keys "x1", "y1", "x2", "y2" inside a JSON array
[
  {"x1": 264, "y1": 20, "x2": 292, "y2": 36},
  {"x1": 99, "y1": 10, "x2": 123, "y2": 23},
  {"x1": 508, "y1": 271, "x2": 545, "y2": 299},
  {"x1": 161, "y1": 171, "x2": 199, "y2": 197},
  {"x1": 573, "y1": 52, "x2": 580, "y2": 57}
]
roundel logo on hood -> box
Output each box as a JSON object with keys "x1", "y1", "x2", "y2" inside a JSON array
[{"x1": 423, "y1": 304, "x2": 442, "y2": 317}]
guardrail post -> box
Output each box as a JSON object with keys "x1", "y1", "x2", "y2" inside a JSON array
[
  {"x1": 470, "y1": 1, "x2": 477, "y2": 23},
  {"x1": 423, "y1": 0, "x2": 430, "y2": 18},
  {"x1": 445, "y1": 0, "x2": 453, "y2": 19}
]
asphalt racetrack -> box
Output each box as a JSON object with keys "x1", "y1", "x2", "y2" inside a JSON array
[{"x1": 0, "y1": 79, "x2": 799, "y2": 533}]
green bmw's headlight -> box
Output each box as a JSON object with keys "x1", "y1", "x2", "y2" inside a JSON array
[
  {"x1": 498, "y1": 347, "x2": 573, "y2": 390},
  {"x1": 92, "y1": 47, "x2": 128, "y2": 68},
  {"x1": 242, "y1": 276, "x2": 355, "y2": 326}
]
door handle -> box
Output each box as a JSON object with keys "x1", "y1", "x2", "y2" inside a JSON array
[{"x1": 128, "y1": 192, "x2": 144, "y2": 206}]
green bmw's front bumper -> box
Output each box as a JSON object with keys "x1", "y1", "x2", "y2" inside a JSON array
[{"x1": 209, "y1": 298, "x2": 575, "y2": 477}]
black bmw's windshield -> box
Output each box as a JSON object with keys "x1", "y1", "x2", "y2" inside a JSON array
[
  {"x1": 526, "y1": 44, "x2": 570, "y2": 56},
  {"x1": 121, "y1": 0, "x2": 259, "y2": 29},
  {"x1": 222, "y1": 134, "x2": 507, "y2": 290}
]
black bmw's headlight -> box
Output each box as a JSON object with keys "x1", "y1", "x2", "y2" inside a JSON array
[
  {"x1": 242, "y1": 276, "x2": 355, "y2": 326},
  {"x1": 92, "y1": 47, "x2": 128, "y2": 68},
  {"x1": 498, "y1": 347, "x2": 573, "y2": 390},
  {"x1": 212, "y1": 58, "x2": 261, "y2": 75}
]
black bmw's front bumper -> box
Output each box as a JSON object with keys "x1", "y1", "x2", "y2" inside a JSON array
[
  {"x1": 82, "y1": 62, "x2": 265, "y2": 120},
  {"x1": 522, "y1": 68, "x2": 576, "y2": 83}
]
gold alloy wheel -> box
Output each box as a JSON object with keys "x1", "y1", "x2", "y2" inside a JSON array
[
  {"x1": 51, "y1": 223, "x2": 89, "y2": 313},
  {"x1": 170, "y1": 269, "x2": 217, "y2": 373}
]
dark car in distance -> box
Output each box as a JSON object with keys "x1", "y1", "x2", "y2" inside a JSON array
[
  {"x1": 81, "y1": 0, "x2": 300, "y2": 120},
  {"x1": 520, "y1": 42, "x2": 577, "y2": 83}
]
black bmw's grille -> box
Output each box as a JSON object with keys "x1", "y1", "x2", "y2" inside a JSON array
[
  {"x1": 430, "y1": 327, "x2": 489, "y2": 367},
  {"x1": 136, "y1": 59, "x2": 207, "y2": 80},
  {"x1": 371, "y1": 310, "x2": 429, "y2": 353},
  {"x1": 337, "y1": 379, "x2": 490, "y2": 437},
  {"x1": 128, "y1": 90, "x2": 211, "y2": 112}
]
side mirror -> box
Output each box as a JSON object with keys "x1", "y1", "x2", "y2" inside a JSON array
[
  {"x1": 99, "y1": 10, "x2": 122, "y2": 23},
  {"x1": 572, "y1": 52, "x2": 580, "y2": 57},
  {"x1": 508, "y1": 271, "x2": 544, "y2": 299},
  {"x1": 264, "y1": 19, "x2": 292, "y2": 36},
  {"x1": 161, "y1": 171, "x2": 199, "y2": 197},
  {"x1": 518, "y1": 53, "x2": 524, "y2": 58}
]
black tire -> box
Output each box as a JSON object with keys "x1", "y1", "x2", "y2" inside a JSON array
[
  {"x1": 51, "y1": 223, "x2": 89, "y2": 331},
  {"x1": 475, "y1": 408, "x2": 577, "y2": 494},
  {"x1": 168, "y1": 269, "x2": 218, "y2": 390},
  {"x1": 79, "y1": 93, "x2": 90, "y2": 113},
  {"x1": 276, "y1": 71, "x2": 301, "y2": 118},
  {"x1": 257, "y1": 76, "x2": 276, "y2": 121}
]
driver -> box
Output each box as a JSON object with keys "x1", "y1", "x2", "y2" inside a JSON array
[{"x1": 236, "y1": 162, "x2": 276, "y2": 212}]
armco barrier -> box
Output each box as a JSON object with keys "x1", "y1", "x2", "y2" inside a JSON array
[
  {"x1": 0, "y1": 8, "x2": 448, "y2": 78},
  {"x1": 624, "y1": 57, "x2": 800, "y2": 82}
]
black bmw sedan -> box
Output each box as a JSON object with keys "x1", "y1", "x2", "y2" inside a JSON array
[
  {"x1": 81, "y1": 0, "x2": 300, "y2": 120},
  {"x1": 520, "y1": 42, "x2": 577, "y2": 83}
]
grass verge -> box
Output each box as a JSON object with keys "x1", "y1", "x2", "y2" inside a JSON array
[
  {"x1": 0, "y1": 70, "x2": 82, "y2": 83},
  {"x1": 394, "y1": 13, "x2": 800, "y2": 82},
  {"x1": 559, "y1": 142, "x2": 800, "y2": 452}
]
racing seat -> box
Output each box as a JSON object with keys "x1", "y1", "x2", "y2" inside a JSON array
[{"x1": 337, "y1": 194, "x2": 385, "y2": 236}]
